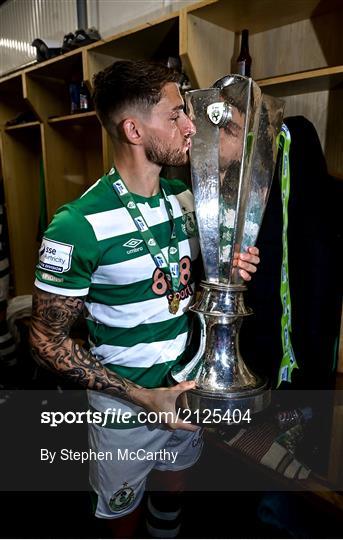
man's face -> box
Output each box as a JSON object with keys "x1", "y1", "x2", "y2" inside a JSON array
[
  {"x1": 219, "y1": 106, "x2": 245, "y2": 173},
  {"x1": 142, "y1": 82, "x2": 196, "y2": 167}
]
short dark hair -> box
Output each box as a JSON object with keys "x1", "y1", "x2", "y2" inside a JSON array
[{"x1": 92, "y1": 59, "x2": 180, "y2": 136}]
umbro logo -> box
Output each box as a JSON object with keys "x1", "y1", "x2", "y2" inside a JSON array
[{"x1": 123, "y1": 238, "x2": 143, "y2": 248}]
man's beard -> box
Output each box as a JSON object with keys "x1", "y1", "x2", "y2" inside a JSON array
[{"x1": 145, "y1": 136, "x2": 189, "y2": 167}]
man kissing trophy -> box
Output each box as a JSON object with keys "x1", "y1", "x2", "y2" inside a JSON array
[{"x1": 172, "y1": 74, "x2": 285, "y2": 422}]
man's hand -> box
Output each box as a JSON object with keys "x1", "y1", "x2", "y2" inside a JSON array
[
  {"x1": 233, "y1": 246, "x2": 260, "y2": 281},
  {"x1": 130, "y1": 381, "x2": 198, "y2": 432}
]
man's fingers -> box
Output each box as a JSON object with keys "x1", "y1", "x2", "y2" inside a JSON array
[
  {"x1": 167, "y1": 381, "x2": 198, "y2": 430},
  {"x1": 228, "y1": 246, "x2": 260, "y2": 281},
  {"x1": 238, "y1": 260, "x2": 257, "y2": 274},
  {"x1": 247, "y1": 246, "x2": 259, "y2": 256},
  {"x1": 178, "y1": 389, "x2": 190, "y2": 410},
  {"x1": 170, "y1": 420, "x2": 199, "y2": 432},
  {"x1": 239, "y1": 269, "x2": 251, "y2": 281},
  {"x1": 238, "y1": 252, "x2": 260, "y2": 265},
  {"x1": 172, "y1": 380, "x2": 196, "y2": 398}
]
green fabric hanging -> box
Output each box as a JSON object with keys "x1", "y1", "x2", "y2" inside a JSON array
[{"x1": 277, "y1": 124, "x2": 299, "y2": 387}]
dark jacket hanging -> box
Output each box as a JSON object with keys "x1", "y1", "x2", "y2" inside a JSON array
[{"x1": 240, "y1": 115, "x2": 342, "y2": 391}]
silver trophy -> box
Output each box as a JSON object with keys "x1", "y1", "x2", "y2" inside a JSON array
[{"x1": 172, "y1": 75, "x2": 284, "y2": 421}]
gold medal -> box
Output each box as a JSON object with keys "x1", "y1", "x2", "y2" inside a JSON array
[{"x1": 169, "y1": 295, "x2": 180, "y2": 315}]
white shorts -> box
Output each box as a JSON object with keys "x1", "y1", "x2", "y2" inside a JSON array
[{"x1": 87, "y1": 391, "x2": 203, "y2": 519}]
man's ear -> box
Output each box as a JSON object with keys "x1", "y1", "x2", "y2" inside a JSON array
[{"x1": 121, "y1": 117, "x2": 143, "y2": 145}]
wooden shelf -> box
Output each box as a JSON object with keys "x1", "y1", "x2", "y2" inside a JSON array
[
  {"x1": 24, "y1": 49, "x2": 83, "y2": 79},
  {"x1": 86, "y1": 11, "x2": 178, "y2": 54},
  {"x1": 23, "y1": 53, "x2": 84, "y2": 121},
  {"x1": 0, "y1": 70, "x2": 26, "y2": 84},
  {"x1": 186, "y1": 0, "x2": 341, "y2": 33},
  {"x1": 85, "y1": 14, "x2": 179, "y2": 85},
  {"x1": 0, "y1": 73, "x2": 32, "y2": 126},
  {"x1": 43, "y1": 120, "x2": 103, "y2": 219},
  {"x1": 1, "y1": 127, "x2": 43, "y2": 294},
  {"x1": 181, "y1": 0, "x2": 343, "y2": 180},
  {"x1": 48, "y1": 111, "x2": 97, "y2": 124},
  {"x1": 257, "y1": 65, "x2": 343, "y2": 97},
  {"x1": 5, "y1": 121, "x2": 41, "y2": 131},
  {"x1": 182, "y1": 1, "x2": 343, "y2": 85}
]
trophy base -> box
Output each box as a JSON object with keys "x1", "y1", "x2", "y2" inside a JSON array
[
  {"x1": 176, "y1": 379, "x2": 271, "y2": 425},
  {"x1": 171, "y1": 281, "x2": 271, "y2": 424}
]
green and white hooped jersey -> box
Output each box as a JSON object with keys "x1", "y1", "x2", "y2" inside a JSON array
[{"x1": 35, "y1": 170, "x2": 200, "y2": 389}]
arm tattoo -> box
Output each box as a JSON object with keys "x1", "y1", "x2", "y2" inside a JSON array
[{"x1": 30, "y1": 287, "x2": 141, "y2": 402}]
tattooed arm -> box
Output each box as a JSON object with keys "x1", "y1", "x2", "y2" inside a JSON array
[{"x1": 30, "y1": 286, "x2": 197, "y2": 431}]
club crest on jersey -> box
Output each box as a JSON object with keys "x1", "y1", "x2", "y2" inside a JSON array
[
  {"x1": 181, "y1": 212, "x2": 197, "y2": 237},
  {"x1": 109, "y1": 482, "x2": 135, "y2": 512},
  {"x1": 113, "y1": 180, "x2": 127, "y2": 195}
]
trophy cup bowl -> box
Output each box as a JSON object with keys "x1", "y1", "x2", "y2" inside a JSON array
[{"x1": 171, "y1": 75, "x2": 284, "y2": 423}]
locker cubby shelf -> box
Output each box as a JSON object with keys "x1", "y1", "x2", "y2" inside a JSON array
[
  {"x1": 43, "y1": 119, "x2": 104, "y2": 219},
  {"x1": 0, "y1": 124, "x2": 43, "y2": 294},
  {"x1": 5, "y1": 121, "x2": 41, "y2": 131},
  {"x1": 47, "y1": 111, "x2": 97, "y2": 124}
]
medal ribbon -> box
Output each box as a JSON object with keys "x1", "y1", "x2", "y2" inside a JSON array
[
  {"x1": 111, "y1": 170, "x2": 180, "y2": 297},
  {"x1": 277, "y1": 124, "x2": 299, "y2": 387}
]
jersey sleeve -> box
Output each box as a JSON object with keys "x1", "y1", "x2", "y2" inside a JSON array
[{"x1": 35, "y1": 206, "x2": 101, "y2": 297}]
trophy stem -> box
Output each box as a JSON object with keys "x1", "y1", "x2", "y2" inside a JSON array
[{"x1": 171, "y1": 282, "x2": 270, "y2": 422}]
